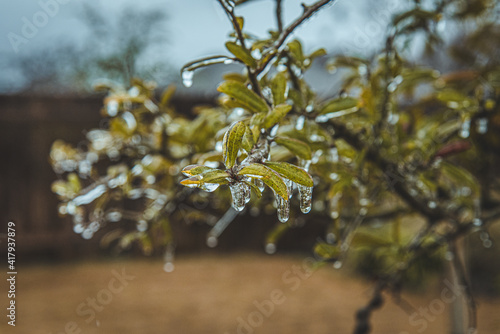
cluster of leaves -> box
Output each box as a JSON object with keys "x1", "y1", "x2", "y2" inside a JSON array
[{"x1": 51, "y1": 0, "x2": 500, "y2": 332}]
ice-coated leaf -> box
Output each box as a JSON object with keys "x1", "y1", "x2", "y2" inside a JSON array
[
  {"x1": 318, "y1": 96, "x2": 359, "y2": 115},
  {"x1": 222, "y1": 121, "x2": 247, "y2": 169},
  {"x1": 181, "y1": 165, "x2": 213, "y2": 177},
  {"x1": 287, "y1": 39, "x2": 304, "y2": 63},
  {"x1": 238, "y1": 163, "x2": 288, "y2": 199},
  {"x1": 271, "y1": 72, "x2": 287, "y2": 106},
  {"x1": 197, "y1": 169, "x2": 230, "y2": 184},
  {"x1": 262, "y1": 104, "x2": 292, "y2": 130},
  {"x1": 314, "y1": 242, "x2": 340, "y2": 260},
  {"x1": 274, "y1": 136, "x2": 312, "y2": 160},
  {"x1": 225, "y1": 41, "x2": 256, "y2": 68},
  {"x1": 217, "y1": 80, "x2": 269, "y2": 113},
  {"x1": 264, "y1": 161, "x2": 313, "y2": 187},
  {"x1": 308, "y1": 48, "x2": 327, "y2": 61},
  {"x1": 241, "y1": 124, "x2": 255, "y2": 153}
]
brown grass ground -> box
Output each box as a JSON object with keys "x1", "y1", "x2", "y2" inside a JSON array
[{"x1": 1, "y1": 254, "x2": 498, "y2": 334}]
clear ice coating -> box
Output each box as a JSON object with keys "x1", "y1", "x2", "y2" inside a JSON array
[
  {"x1": 255, "y1": 179, "x2": 266, "y2": 192},
  {"x1": 295, "y1": 115, "x2": 305, "y2": 130},
  {"x1": 283, "y1": 178, "x2": 293, "y2": 199},
  {"x1": 298, "y1": 185, "x2": 313, "y2": 214},
  {"x1": 243, "y1": 183, "x2": 251, "y2": 204},
  {"x1": 229, "y1": 182, "x2": 246, "y2": 211},
  {"x1": 200, "y1": 183, "x2": 221, "y2": 193},
  {"x1": 276, "y1": 194, "x2": 290, "y2": 223},
  {"x1": 181, "y1": 69, "x2": 194, "y2": 87}
]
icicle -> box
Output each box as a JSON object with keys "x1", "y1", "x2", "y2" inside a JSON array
[
  {"x1": 242, "y1": 182, "x2": 251, "y2": 204},
  {"x1": 163, "y1": 244, "x2": 175, "y2": 273},
  {"x1": 106, "y1": 100, "x2": 119, "y2": 117},
  {"x1": 73, "y1": 223, "x2": 84, "y2": 234},
  {"x1": 269, "y1": 124, "x2": 279, "y2": 137},
  {"x1": 473, "y1": 198, "x2": 482, "y2": 227},
  {"x1": 255, "y1": 179, "x2": 265, "y2": 192},
  {"x1": 295, "y1": 115, "x2": 305, "y2": 130},
  {"x1": 315, "y1": 107, "x2": 358, "y2": 123},
  {"x1": 276, "y1": 195, "x2": 290, "y2": 223},
  {"x1": 298, "y1": 185, "x2": 313, "y2": 214},
  {"x1": 229, "y1": 182, "x2": 246, "y2": 211},
  {"x1": 181, "y1": 69, "x2": 194, "y2": 87},
  {"x1": 283, "y1": 178, "x2": 293, "y2": 199}
]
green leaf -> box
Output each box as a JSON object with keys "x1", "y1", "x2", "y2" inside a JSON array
[
  {"x1": 319, "y1": 96, "x2": 359, "y2": 115},
  {"x1": 222, "y1": 121, "x2": 247, "y2": 169},
  {"x1": 235, "y1": 16, "x2": 244, "y2": 30},
  {"x1": 308, "y1": 48, "x2": 327, "y2": 60},
  {"x1": 181, "y1": 165, "x2": 213, "y2": 177},
  {"x1": 217, "y1": 80, "x2": 269, "y2": 113},
  {"x1": 314, "y1": 242, "x2": 340, "y2": 260},
  {"x1": 238, "y1": 163, "x2": 288, "y2": 199},
  {"x1": 241, "y1": 124, "x2": 255, "y2": 153},
  {"x1": 198, "y1": 169, "x2": 230, "y2": 184},
  {"x1": 287, "y1": 39, "x2": 304, "y2": 63},
  {"x1": 225, "y1": 41, "x2": 257, "y2": 68},
  {"x1": 264, "y1": 161, "x2": 313, "y2": 187},
  {"x1": 274, "y1": 136, "x2": 312, "y2": 160},
  {"x1": 262, "y1": 104, "x2": 292, "y2": 129},
  {"x1": 271, "y1": 72, "x2": 287, "y2": 105}
]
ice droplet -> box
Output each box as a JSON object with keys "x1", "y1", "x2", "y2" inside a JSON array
[
  {"x1": 333, "y1": 261, "x2": 343, "y2": 269},
  {"x1": 276, "y1": 195, "x2": 290, "y2": 223},
  {"x1": 298, "y1": 185, "x2": 313, "y2": 214},
  {"x1": 230, "y1": 183, "x2": 246, "y2": 211},
  {"x1": 181, "y1": 69, "x2": 194, "y2": 87},
  {"x1": 255, "y1": 179, "x2": 265, "y2": 192},
  {"x1": 207, "y1": 235, "x2": 218, "y2": 248},
  {"x1": 163, "y1": 262, "x2": 175, "y2": 273},
  {"x1": 82, "y1": 229, "x2": 94, "y2": 240},
  {"x1": 73, "y1": 223, "x2": 84, "y2": 234},
  {"x1": 265, "y1": 243, "x2": 276, "y2": 254},
  {"x1": 327, "y1": 147, "x2": 339, "y2": 163}
]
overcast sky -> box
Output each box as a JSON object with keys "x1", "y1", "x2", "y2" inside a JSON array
[{"x1": 0, "y1": 0, "x2": 401, "y2": 93}]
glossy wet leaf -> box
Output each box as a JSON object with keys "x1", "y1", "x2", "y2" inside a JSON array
[
  {"x1": 264, "y1": 161, "x2": 313, "y2": 187},
  {"x1": 262, "y1": 104, "x2": 292, "y2": 129},
  {"x1": 222, "y1": 121, "x2": 247, "y2": 169},
  {"x1": 271, "y1": 72, "x2": 287, "y2": 105},
  {"x1": 238, "y1": 163, "x2": 288, "y2": 199},
  {"x1": 225, "y1": 41, "x2": 257, "y2": 68},
  {"x1": 217, "y1": 80, "x2": 269, "y2": 113},
  {"x1": 274, "y1": 136, "x2": 312, "y2": 160}
]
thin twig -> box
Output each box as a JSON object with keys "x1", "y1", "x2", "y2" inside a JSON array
[
  {"x1": 276, "y1": 0, "x2": 284, "y2": 33},
  {"x1": 257, "y1": 0, "x2": 336, "y2": 75}
]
